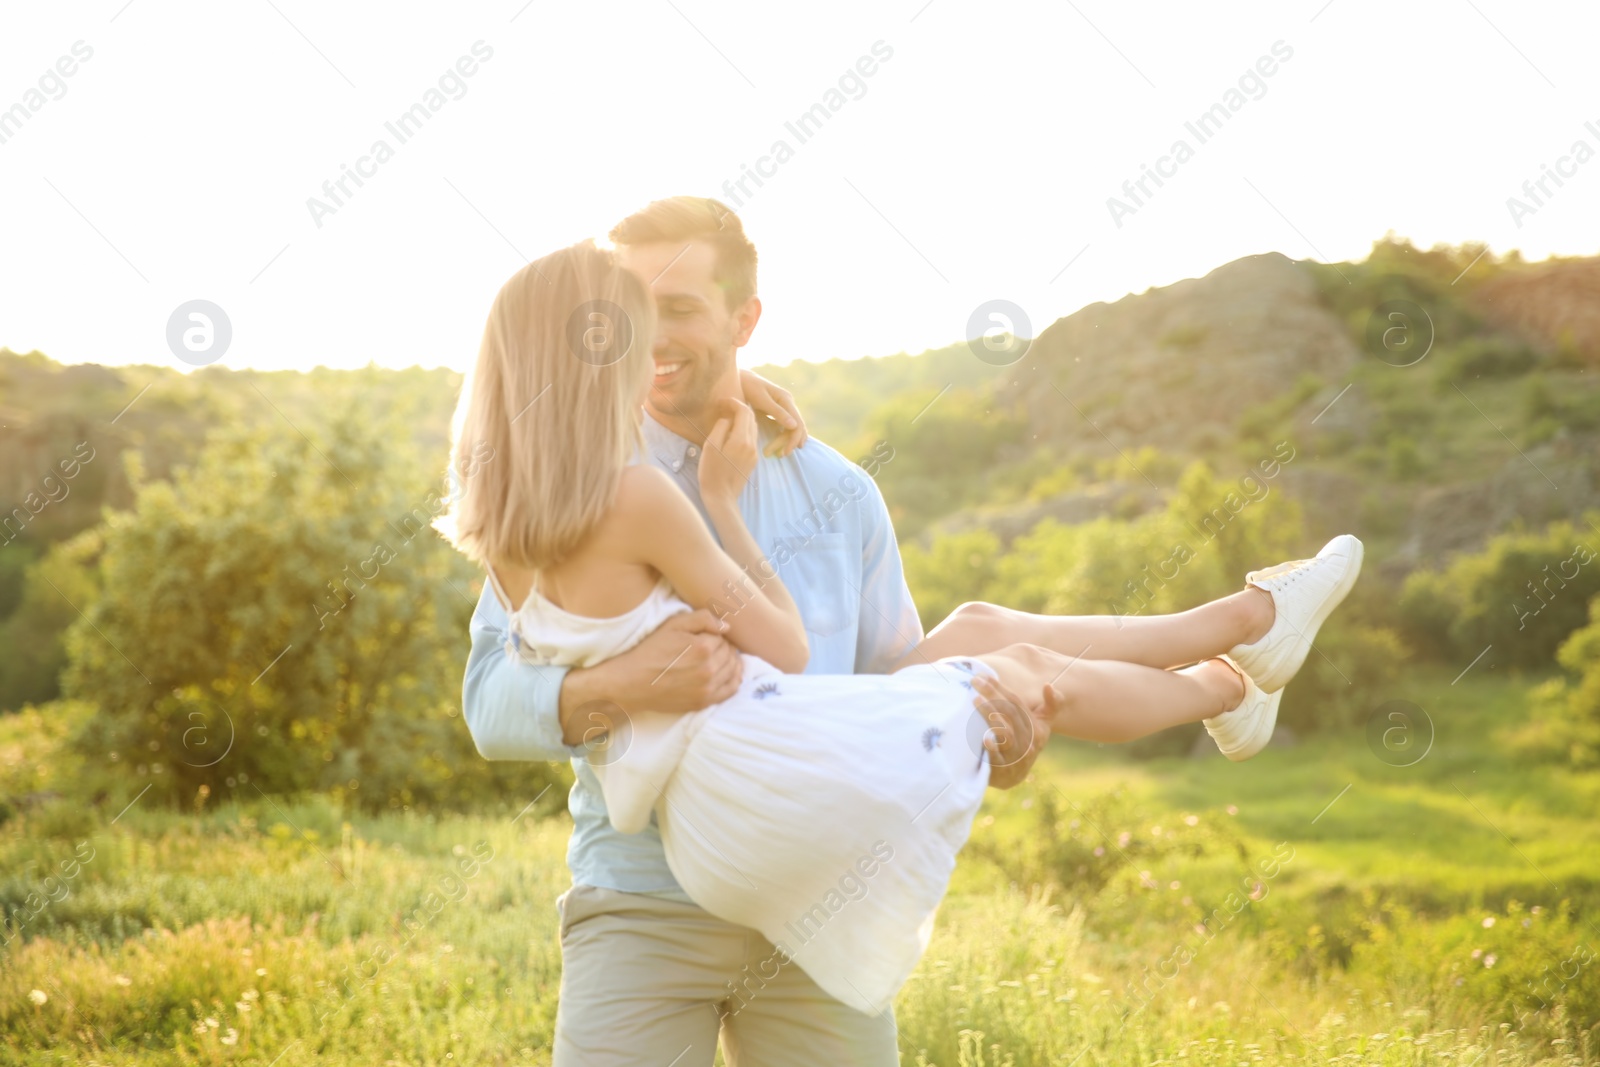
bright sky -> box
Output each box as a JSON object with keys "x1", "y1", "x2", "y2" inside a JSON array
[{"x1": 2, "y1": 0, "x2": 1596, "y2": 374}]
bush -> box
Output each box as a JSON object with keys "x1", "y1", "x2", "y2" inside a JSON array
[
  {"x1": 1238, "y1": 375, "x2": 1322, "y2": 447},
  {"x1": 1522, "y1": 373, "x2": 1600, "y2": 435},
  {"x1": 1277, "y1": 620, "x2": 1408, "y2": 733},
  {"x1": 867, "y1": 386, "x2": 1028, "y2": 536},
  {"x1": 902, "y1": 529, "x2": 1008, "y2": 631},
  {"x1": 982, "y1": 462, "x2": 1307, "y2": 628},
  {"x1": 1439, "y1": 335, "x2": 1542, "y2": 383},
  {"x1": 1344, "y1": 898, "x2": 1600, "y2": 1034},
  {"x1": 0, "y1": 541, "x2": 37, "y2": 619},
  {"x1": 0, "y1": 530, "x2": 100, "y2": 712},
  {"x1": 906, "y1": 462, "x2": 1400, "y2": 738},
  {"x1": 1522, "y1": 592, "x2": 1600, "y2": 767},
  {"x1": 1397, "y1": 568, "x2": 1458, "y2": 660},
  {"x1": 60, "y1": 417, "x2": 567, "y2": 814},
  {"x1": 1396, "y1": 516, "x2": 1600, "y2": 669},
  {"x1": 966, "y1": 789, "x2": 1251, "y2": 900},
  {"x1": 1387, "y1": 434, "x2": 1425, "y2": 480},
  {"x1": 0, "y1": 700, "x2": 95, "y2": 813},
  {"x1": 1312, "y1": 242, "x2": 1485, "y2": 360}
]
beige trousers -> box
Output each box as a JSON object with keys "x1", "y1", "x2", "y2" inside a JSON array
[{"x1": 553, "y1": 884, "x2": 900, "y2": 1066}]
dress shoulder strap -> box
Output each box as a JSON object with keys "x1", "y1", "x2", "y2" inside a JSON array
[{"x1": 483, "y1": 563, "x2": 541, "y2": 615}]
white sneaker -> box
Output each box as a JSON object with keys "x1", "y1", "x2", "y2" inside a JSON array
[
  {"x1": 1229, "y1": 534, "x2": 1364, "y2": 694},
  {"x1": 1203, "y1": 656, "x2": 1281, "y2": 761}
]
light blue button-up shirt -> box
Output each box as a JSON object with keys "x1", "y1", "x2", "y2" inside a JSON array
[{"x1": 461, "y1": 412, "x2": 922, "y2": 898}]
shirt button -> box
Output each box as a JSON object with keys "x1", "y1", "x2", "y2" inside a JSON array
[
  {"x1": 687, "y1": 446, "x2": 699, "y2": 458},
  {"x1": 671, "y1": 460, "x2": 683, "y2": 472}
]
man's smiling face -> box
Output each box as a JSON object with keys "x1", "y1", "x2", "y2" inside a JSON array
[{"x1": 617, "y1": 238, "x2": 757, "y2": 433}]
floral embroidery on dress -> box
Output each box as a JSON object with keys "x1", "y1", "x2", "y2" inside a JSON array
[
  {"x1": 922, "y1": 727, "x2": 943, "y2": 752},
  {"x1": 753, "y1": 681, "x2": 780, "y2": 700}
]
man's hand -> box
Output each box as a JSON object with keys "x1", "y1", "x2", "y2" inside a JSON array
[
  {"x1": 698, "y1": 398, "x2": 759, "y2": 513},
  {"x1": 558, "y1": 610, "x2": 742, "y2": 744},
  {"x1": 972, "y1": 674, "x2": 1051, "y2": 790},
  {"x1": 738, "y1": 367, "x2": 808, "y2": 457}
]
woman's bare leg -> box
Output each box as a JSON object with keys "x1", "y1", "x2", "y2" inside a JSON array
[
  {"x1": 907, "y1": 589, "x2": 1274, "y2": 673},
  {"x1": 972, "y1": 642, "x2": 1246, "y2": 744}
]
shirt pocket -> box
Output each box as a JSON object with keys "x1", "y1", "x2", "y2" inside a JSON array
[{"x1": 773, "y1": 531, "x2": 855, "y2": 640}]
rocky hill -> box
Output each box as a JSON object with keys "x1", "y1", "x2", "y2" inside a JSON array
[
  {"x1": 911, "y1": 244, "x2": 1600, "y2": 570},
  {"x1": 1477, "y1": 257, "x2": 1600, "y2": 365},
  {"x1": 1011, "y1": 252, "x2": 1362, "y2": 453},
  {"x1": 6, "y1": 237, "x2": 1599, "y2": 632}
]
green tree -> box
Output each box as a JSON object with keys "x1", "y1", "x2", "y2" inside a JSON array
[
  {"x1": 1398, "y1": 516, "x2": 1600, "y2": 669},
  {"x1": 63, "y1": 416, "x2": 565, "y2": 812},
  {"x1": 0, "y1": 532, "x2": 98, "y2": 711},
  {"x1": 902, "y1": 528, "x2": 1006, "y2": 630},
  {"x1": 1529, "y1": 593, "x2": 1600, "y2": 766},
  {"x1": 903, "y1": 462, "x2": 1399, "y2": 735},
  {"x1": 867, "y1": 386, "x2": 1027, "y2": 536}
]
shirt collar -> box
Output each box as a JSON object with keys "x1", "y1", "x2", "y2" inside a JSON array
[
  {"x1": 638, "y1": 406, "x2": 782, "y2": 473},
  {"x1": 641, "y1": 409, "x2": 699, "y2": 471},
  {"x1": 636, "y1": 412, "x2": 688, "y2": 457}
]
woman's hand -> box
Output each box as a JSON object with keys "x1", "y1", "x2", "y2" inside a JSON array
[
  {"x1": 699, "y1": 397, "x2": 759, "y2": 514},
  {"x1": 973, "y1": 674, "x2": 1049, "y2": 790},
  {"x1": 738, "y1": 368, "x2": 807, "y2": 457}
]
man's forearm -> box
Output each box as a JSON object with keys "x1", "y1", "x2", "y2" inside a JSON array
[
  {"x1": 555, "y1": 657, "x2": 689, "y2": 747},
  {"x1": 461, "y1": 613, "x2": 574, "y2": 762},
  {"x1": 554, "y1": 613, "x2": 743, "y2": 736},
  {"x1": 556, "y1": 664, "x2": 625, "y2": 747}
]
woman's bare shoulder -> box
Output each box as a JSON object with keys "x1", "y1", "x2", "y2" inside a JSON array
[
  {"x1": 609, "y1": 465, "x2": 699, "y2": 533},
  {"x1": 614, "y1": 463, "x2": 682, "y2": 512}
]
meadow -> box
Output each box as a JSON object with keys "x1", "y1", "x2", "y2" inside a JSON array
[
  {"x1": 3, "y1": 664, "x2": 1595, "y2": 1066},
  {"x1": 5, "y1": 239, "x2": 1599, "y2": 1063}
]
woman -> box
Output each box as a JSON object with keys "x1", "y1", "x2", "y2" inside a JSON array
[{"x1": 436, "y1": 242, "x2": 1362, "y2": 1015}]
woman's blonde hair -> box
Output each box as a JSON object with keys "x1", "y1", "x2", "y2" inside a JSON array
[{"x1": 437, "y1": 241, "x2": 656, "y2": 569}]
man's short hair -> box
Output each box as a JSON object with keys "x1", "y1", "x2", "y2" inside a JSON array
[{"x1": 609, "y1": 196, "x2": 757, "y2": 310}]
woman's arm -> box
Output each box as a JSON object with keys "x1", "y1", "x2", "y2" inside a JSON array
[
  {"x1": 618, "y1": 462, "x2": 809, "y2": 673},
  {"x1": 697, "y1": 398, "x2": 804, "y2": 630}
]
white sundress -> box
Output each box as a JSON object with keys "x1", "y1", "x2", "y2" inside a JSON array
[{"x1": 490, "y1": 571, "x2": 994, "y2": 1016}]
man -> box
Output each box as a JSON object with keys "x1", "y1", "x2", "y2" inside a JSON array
[{"x1": 462, "y1": 196, "x2": 1041, "y2": 1066}]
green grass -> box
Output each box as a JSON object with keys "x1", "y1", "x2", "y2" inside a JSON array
[
  {"x1": 3, "y1": 666, "x2": 1598, "y2": 1065},
  {"x1": 1023, "y1": 667, "x2": 1600, "y2": 906}
]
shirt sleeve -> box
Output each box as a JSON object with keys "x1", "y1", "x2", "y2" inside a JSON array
[
  {"x1": 852, "y1": 473, "x2": 925, "y2": 674},
  {"x1": 462, "y1": 582, "x2": 577, "y2": 762}
]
